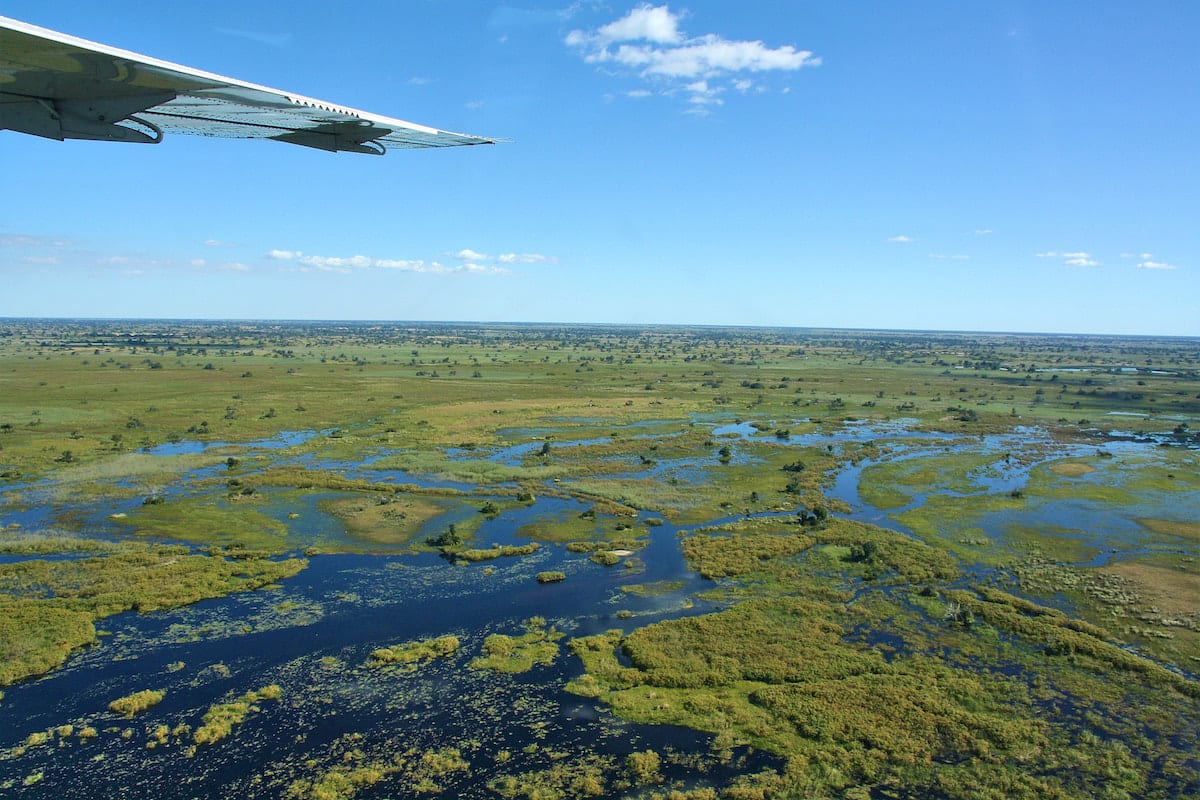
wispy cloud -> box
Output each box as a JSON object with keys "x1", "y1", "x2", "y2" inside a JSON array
[
  {"x1": 213, "y1": 27, "x2": 292, "y2": 48},
  {"x1": 1136, "y1": 254, "x2": 1178, "y2": 270},
  {"x1": 929, "y1": 253, "x2": 970, "y2": 261},
  {"x1": 566, "y1": 4, "x2": 819, "y2": 111},
  {"x1": 4, "y1": 233, "x2": 250, "y2": 274},
  {"x1": 1038, "y1": 251, "x2": 1099, "y2": 267},
  {"x1": 1, "y1": 233, "x2": 73, "y2": 248},
  {"x1": 1122, "y1": 252, "x2": 1179, "y2": 271},
  {"x1": 498, "y1": 253, "x2": 558, "y2": 265},
  {"x1": 887, "y1": 235, "x2": 913, "y2": 243},
  {"x1": 264, "y1": 247, "x2": 556, "y2": 276}
]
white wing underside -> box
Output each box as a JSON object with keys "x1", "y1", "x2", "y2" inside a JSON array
[{"x1": 0, "y1": 15, "x2": 495, "y2": 154}]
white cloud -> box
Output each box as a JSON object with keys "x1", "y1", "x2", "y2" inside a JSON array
[
  {"x1": 265, "y1": 248, "x2": 539, "y2": 276},
  {"x1": 1038, "y1": 250, "x2": 1099, "y2": 267},
  {"x1": 22, "y1": 255, "x2": 61, "y2": 265},
  {"x1": 297, "y1": 254, "x2": 373, "y2": 273},
  {"x1": 461, "y1": 263, "x2": 512, "y2": 275},
  {"x1": 929, "y1": 254, "x2": 970, "y2": 261},
  {"x1": 454, "y1": 248, "x2": 489, "y2": 262},
  {"x1": 683, "y1": 80, "x2": 723, "y2": 107},
  {"x1": 219, "y1": 262, "x2": 251, "y2": 272},
  {"x1": 973, "y1": 229, "x2": 993, "y2": 235},
  {"x1": 566, "y1": 5, "x2": 818, "y2": 109},
  {"x1": 596, "y1": 4, "x2": 682, "y2": 45},
  {"x1": 376, "y1": 258, "x2": 436, "y2": 272},
  {"x1": 887, "y1": 235, "x2": 913, "y2": 243},
  {"x1": 1137, "y1": 259, "x2": 1177, "y2": 270},
  {"x1": 497, "y1": 253, "x2": 557, "y2": 265},
  {"x1": 190, "y1": 259, "x2": 207, "y2": 268},
  {"x1": 203, "y1": 239, "x2": 236, "y2": 247}
]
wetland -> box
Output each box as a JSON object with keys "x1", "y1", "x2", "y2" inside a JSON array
[{"x1": 0, "y1": 320, "x2": 1197, "y2": 798}]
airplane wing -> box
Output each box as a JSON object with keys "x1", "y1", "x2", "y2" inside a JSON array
[{"x1": 0, "y1": 15, "x2": 495, "y2": 155}]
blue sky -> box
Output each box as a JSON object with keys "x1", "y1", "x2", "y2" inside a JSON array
[{"x1": 1, "y1": 1, "x2": 1197, "y2": 335}]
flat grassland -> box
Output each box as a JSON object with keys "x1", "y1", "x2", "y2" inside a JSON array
[{"x1": 1, "y1": 320, "x2": 1197, "y2": 799}]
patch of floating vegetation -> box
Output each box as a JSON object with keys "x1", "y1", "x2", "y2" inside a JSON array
[
  {"x1": 107, "y1": 688, "x2": 165, "y2": 718},
  {"x1": 366, "y1": 635, "x2": 460, "y2": 673},
  {"x1": 450, "y1": 542, "x2": 541, "y2": 563},
  {"x1": 470, "y1": 618, "x2": 563, "y2": 674},
  {"x1": 620, "y1": 581, "x2": 687, "y2": 598},
  {"x1": 285, "y1": 742, "x2": 470, "y2": 800},
  {"x1": 488, "y1": 749, "x2": 673, "y2": 799},
  {"x1": 192, "y1": 684, "x2": 282, "y2": 747}
]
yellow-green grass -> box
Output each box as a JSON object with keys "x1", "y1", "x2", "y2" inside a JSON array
[
  {"x1": 117, "y1": 495, "x2": 292, "y2": 551},
  {"x1": 319, "y1": 494, "x2": 454, "y2": 548},
  {"x1": 0, "y1": 541, "x2": 305, "y2": 685},
  {"x1": 470, "y1": 621, "x2": 564, "y2": 674},
  {"x1": 367, "y1": 635, "x2": 460, "y2": 672},
  {"x1": 894, "y1": 492, "x2": 1030, "y2": 567},
  {"x1": 451, "y1": 542, "x2": 541, "y2": 562},
  {"x1": 1018, "y1": 552, "x2": 1200, "y2": 673},
  {"x1": 858, "y1": 450, "x2": 1004, "y2": 510},
  {"x1": 1137, "y1": 517, "x2": 1200, "y2": 541},
  {"x1": 193, "y1": 684, "x2": 282, "y2": 746},
  {"x1": 108, "y1": 688, "x2": 165, "y2": 718},
  {"x1": 286, "y1": 746, "x2": 468, "y2": 800},
  {"x1": 568, "y1": 598, "x2": 1049, "y2": 797}
]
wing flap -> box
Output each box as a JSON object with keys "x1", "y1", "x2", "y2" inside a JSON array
[{"x1": 0, "y1": 15, "x2": 496, "y2": 153}]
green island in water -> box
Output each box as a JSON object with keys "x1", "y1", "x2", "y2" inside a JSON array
[{"x1": 0, "y1": 319, "x2": 1197, "y2": 799}]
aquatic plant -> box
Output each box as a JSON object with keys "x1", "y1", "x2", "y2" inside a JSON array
[
  {"x1": 470, "y1": 621, "x2": 564, "y2": 673},
  {"x1": 193, "y1": 685, "x2": 282, "y2": 746},
  {"x1": 108, "y1": 688, "x2": 165, "y2": 718},
  {"x1": 367, "y1": 635, "x2": 460, "y2": 671}
]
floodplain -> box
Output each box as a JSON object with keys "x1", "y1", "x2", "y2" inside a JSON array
[{"x1": 0, "y1": 319, "x2": 1197, "y2": 798}]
